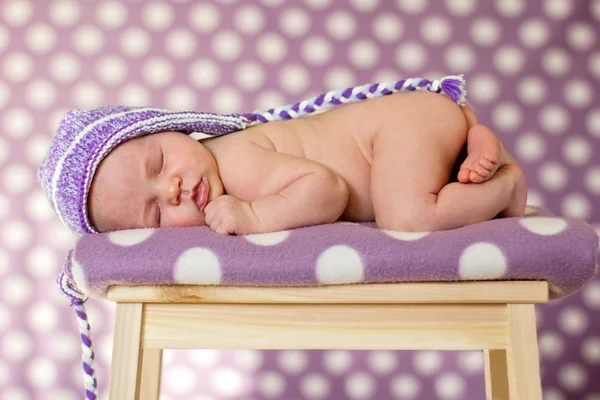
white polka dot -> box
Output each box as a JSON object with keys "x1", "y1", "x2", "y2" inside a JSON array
[
  {"x1": 72, "y1": 25, "x2": 106, "y2": 56},
  {"x1": 444, "y1": 43, "x2": 476, "y2": 72},
  {"x1": 494, "y1": 0, "x2": 525, "y2": 17},
  {"x1": 49, "y1": 52, "x2": 81, "y2": 83},
  {"x1": 539, "y1": 331, "x2": 565, "y2": 359},
  {"x1": 323, "y1": 350, "x2": 353, "y2": 375},
  {"x1": 1, "y1": 220, "x2": 32, "y2": 250},
  {"x1": 435, "y1": 372, "x2": 465, "y2": 399},
  {"x1": 457, "y1": 351, "x2": 484, "y2": 375},
  {"x1": 316, "y1": 245, "x2": 364, "y2": 284},
  {"x1": 373, "y1": 13, "x2": 403, "y2": 43},
  {"x1": 494, "y1": 45, "x2": 524, "y2": 75},
  {"x1": 280, "y1": 7, "x2": 310, "y2": 37},
  {"x1": 558, "y1": 363, "x2": 588, "y2": 391},
  {"x1": 0, "y1": 305, "x2": 10, "y2": 331},
  {"x1": 581, "y1": 337, "x2": 600, "y2": 364},
  {"x1": 345, "y1": 372, "x2": 375, "y2": 399},
  {"x1": 142, "y1": 58, "x2": 174, "y2": 88},
  {"x1": 108, "y1": 228, "x2": 154, "y2": 246},
  {"x1": 256, "y1": 33, "x2": 287, "y2": 63},
  {"x1": 301, "y1": 373, "x2": 331, "y2": 399},
  {"x1": 0, "y1": 81, "x2": 9, "y2": 109},
  {"x1": 350, "y1": 0, "x2": 379, "y2": 11},
  {"x1": 25, "y1": 358, "x2": 57, "y2": 388},
  {"x1": 234, "y1": 5, "x2": 265, "y2": 35},
  {"x1": 383, "y1": 230, "x2": 430, "y2": 241},
  {"x1": 468, "y1": 74, "x2": 500, "y2": 103},
  {"x1": 2, "y1": 52, "x2": 34, "y2": 83},
  {"x1": 48, "y1": 332, "x2": 79, "y2": 362},
  {"x1": 25, "y1": 246, "x2": 58, "y2": 279},
  {"x1": 258, "y1": 371, "x2": 286, "y2": 397},
  {"x1": 27, "y1": 302, "x2": 58, "y2": 332},
  {"x1": 96, "y1": 0, "x2": 128, "y2": 29},
  {"x1": 372, "y1": 69, "x2": 402, "y2": 85},
  {"x1": 492, "y1": 102, "x2": 522, "y2": 132},
  {"x1": 422, "y1": 16, "x2": 452, "y2": 45},
  {"x1": 25, "y1": 79, "x2": 57, "y2": 109},
  {"x1": 233, "y1": 61, "x2": 266, "y2": 92},
  {"x1": 413, "y1": 351, "x2": 442, "y2": 375},
  {"x1": 277, "y1": 350, "x2": 308, "y2": 375},
  {"x1": 563, "y1": 136, "x2": 592, "y2": 166},
  {"x1": 349, "y1": 39, "x2": 380, "y2": 69},
  {"x1": 118, "y1": 83, "x2": 151, "y2": 106},
  {"x1": 279, "y1": 64, "x2": 310, "y2": 94},
  {"x1": 1, "y1": 331, "x2": 32, "y2": 361},
  {"x1": 25, "y1": 23, "x2": 57, "y2": 54},
  {"x1": 562, "y1": 194, "x2": 592, "y2": 220},
  {"x1": 212, "y1": 30, "x2": 243, "y2": 61},
  {"x1": 593, "y1": 0, "x2": 600, "y2": 20},
  {"x1": 539, "y1": 105, "x2": 570, "y2": 135},
  {"x1": 96, "y1": 55, "x2": 128, "y2": 86},
  {"x1": 396, "y1": 0, "x2": 428, "y2": 13},
  {"x1": 518, "y1": 19, "x2": 549, "y2": 48},
  {"x1": 566, "y1": 22, "x2": 596, "y2": 51},
  {"x1": 516, "y1": 133, "x2": 546, "y2": 162},
  {"x1": 458, "y1": 243, "x2": 507, "y2": 279},
  {"x1": 470, "y1": 18, "x2": 502, "y2": 47},
  {"x1": 212, "y1": 86, "x2": 242, "y2": 113},
  {"x1": 164, "y1": 29, "x2": 197, "y2": 59},
  {"x1": 395, "y1": 41, "x2": 427, "y2": 71},
  {"x1": 586, "y1": 109, "x2": 600, "y2": 138},
  {"x1": 583, "y1": 281, "x2": 600, "y2": 310},
  {"x1": 49, "y1": 0, "x2": 81, "y2": 27},
  {"x1": 245, "y1": 230, "x2": 291, "y2": 246},
  {"x1": 189, "y1": 59, "x2": 221, "y2": 89},
  {"x1": 301, "y1": 36, "x2": 333, "y2": 66},
  {"x1": 326, "y1": 10, "x2": 357, "y2": 41},
  {"x1": 559, "y1": 306, "x2": 589, "y2": 336},
  {"x1": 519, "y1": 217, "x2": 568, "y2": 235},
  {"x1": 542, "y1": 47, "x2": 572, "y2": 76},
  {"x1": 367, "y1": 350, "x2": 397, "y2": 374},
  {"x1": 304, "y1": 0, "x2": 334, "y2": 8},
  {"x1": 189, "y1": 3, "x2": 220, "y2": 33},
  {"x1": 538, "y1": 162, "x2": 568, "y2": 191},
  {"x1": 188, "y1": 349, "x2": 220, "y2": 368},
  {"x1": 445, "y1": 0, "x2": 475, "y2": 15},
  {"x1": 174, "y1": 247, "x2": 221, "y2": 284},
  {"x1": 165, "y1": 365, "x2": 195, "y2": 395},
  {"x1": 2, "y1": 0, "x2": 33, "y2": 26},
  {"x1": 585, "y1": 167, "x2": 600, "y2": 195},
  {"x1": 255, "y1": 90, "x2": 285, "y2": 111},
  {"x1": 517, "y1": 76, "x2": 548, "y2": 105},
  {"x1": 141, "y1": 0, "x2": 174, "y2": 31},
  {"x1": 564, "y1": 79, "x2": 594, "y2": 108},
  {"x1": 1, "y1": 388, "x2": 29, "y2": 400},
  {"x1": 390, "y1": 373, "x2": 421, "y2": 398},
  {"x1": 544, "y1": 0, "x2": 573, "y2": 19},
  {"x1": 119, "y1": 27, "x2": 151, "y2": 58},
  {"x1": 232, "y1": 349, "x2": 263, "y2": 371},
  {"x1": 589, "y1": 52, "x2": 600, "y2": 80},
  {"x1": 211, "y1": 367, "x2": 245, "y2": 397},
  {"x1": 3, "y1": 109, "x2": 33, "y2": 139},
  {"x1": 165, "y1": 85, "x2": 197, "y2": 111}
]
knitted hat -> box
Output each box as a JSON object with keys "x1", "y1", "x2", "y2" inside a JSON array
[{"x1": 39, "y1": 75, "x2": 467, "y2": 238}]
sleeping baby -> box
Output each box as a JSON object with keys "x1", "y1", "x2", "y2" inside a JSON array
[{"x1": 39, "y1": 80, "x2": 527, "y2": 237}]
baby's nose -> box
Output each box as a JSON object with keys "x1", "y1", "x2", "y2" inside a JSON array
[{"x1": 164, "y1": 176, "x2": 182, "y2": 205}]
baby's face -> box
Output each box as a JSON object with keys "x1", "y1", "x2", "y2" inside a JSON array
[{"x1": 88, "y1": 131, "x2": 224, "y2": 232}]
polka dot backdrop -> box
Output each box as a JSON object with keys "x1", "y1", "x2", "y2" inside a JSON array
[{"x1": 0, "y1": 0, "x2": 599, "y2": 399}]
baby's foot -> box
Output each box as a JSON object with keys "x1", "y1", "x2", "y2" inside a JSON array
[
  {"x1": 458, "y1": 124, "x2": 503, "y2": 184},
  {"x1": 497, "y1": 164, "x2": 528, "y2": 218}
]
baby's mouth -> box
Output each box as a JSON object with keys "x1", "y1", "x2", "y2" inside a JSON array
[{"x1": 193, "y1": 177, "x2": 209, "y2": 211}]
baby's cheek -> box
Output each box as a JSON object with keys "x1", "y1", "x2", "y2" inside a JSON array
[{"x1": 167, "y1": 207, "x2": 206, "y2": 228}]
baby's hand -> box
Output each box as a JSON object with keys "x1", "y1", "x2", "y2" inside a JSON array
[{"x1": 204, "y1": 195, "x2": 260, "y2": 235}]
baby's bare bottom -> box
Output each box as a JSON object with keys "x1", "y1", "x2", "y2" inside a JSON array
[{"x1": 370, "y1": 92, "x2": 524, "y2": 232}]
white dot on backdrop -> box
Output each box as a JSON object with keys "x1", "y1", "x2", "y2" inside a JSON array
[
  {"x1": 590, "y1": 52, "x2": 600, "y2": 79},
  {"x1": 542, "y1": 47, "x2": 572, "y2": 76},
  {"x1": 189, "y1": 2, "x2": 221, "y2": 33},
  {"x1": 562, "y1": 193, "x2": 592, "y2": 220},
  {"x1": 301, "y1": 373, "x2": 332, "y2": 399},
  {"x1": 435, "y1": 372, "x2": 466, "y2": 399},
  {"x1": 27, "y1": 302, "x2": 58, "y2": 332},
  {"x1": 212, "y1": 86, "x2": 243, "y2": 113},
  {"x1": 538, "y1": 162, "x2": 568, "y2": 191},
  {"x1": 390, "y1": 374, "x2": 421, "y2": 398},
  {"x1": 165, "y1": 365, "x2": 195, "y2": 395},
  {"x1": 586, "y1": 109, "x2": 600, "y2": 138},
  {"x1": 210, "y1": 367, "x2": 246, "y2": 397},
  {"x1": 48, "y1": 332, "x2": 79, "y2": 362},
  {"x1": 543, "y1": 388, "x2": 566, "y2": 400},
  {"x1": 212, "y1": 30, "x2": 243, "y2": 61},
  {"x1": 444, "y1": 43, "x2": 476, "y2": 72},
  {"x1": 421, "y1": 16, "x2": 452, "y2": 45},
  {"x1": 118, "y1": 83, "x2": 151, "y2": 106},
  {"x1": 261, "y1": 0, "x2": 286, "y2": 6},
  {"x1": 165, "y1": 29, "x2": 197, "y2": 59},
  {"x1": 349, "y1": 39, "x2": 381, "y2": 69},
  {"x1": 3, "y1": 109, "x2": 33, "y2": 139},
  {"x1": 367, "y1": 350, "x2": 398, "y2": 374},
  {"x1": 2, "y1": 275, "x2": 31, "y2": 306},
  {"x1": 516, "y1": 133, "x2": 546, "y2": 163},
  {"x1": 558, "y1": 363, "x2": 588, "y2": 391},
  {"x1": 584, "y1": 167, "x2": 600, "y2": 195},
  {"x1": 413, "y1": 351, "x2": 443, "y2": 375},
  {"x1": 544, "y1": 0, "x2": 573, "y2": 19},
  {"x1": 49, "y1": 52, "x2": 81, "y2": 83},
  {"x1": 25, "y1": 79, "x2": 57, "y2": 109},
  {"x1": 26, "y1": 358, "x2": 57, "y2": 388},
  {"x1": 165, "y1": 85, "x2": 197, "y2": 110},
  {"x1": 188, "y1": 349, "x2": 220, "y2": 368},
  {"x1": 95, "y1": 0, "x2": 128, "y2": 29},
  {"x1": 142, "y1": 58, "x2": 174, "y2": 88},
  {"x1": 350, "y1": 0, "x2": 379, "y2": 11},
  {"x1": 2, "y1": 52, "x2": 34, "y2": 83},
  {"x1": 526, "y1": 188, "x2": 545, "y2": 207},
  {"x1": 2, "y1": 0, "x2": 33, "y2": 26},
  {"x1": 372, "y1": 69, "x2": 403, "y2": 85},
  {"x1": 326, "y1": 10, "x2": 358, "y2": 41},
  {"x1": 279, "y1": 64, "x2": 310, "y2": 94},
  {"x1": 49, "y1": 0, "x2": 81, "y2": 27},
  {"x1": 396, "y1": 0, "x2": 428, "y2": 13},
  {"x1": 564, "y1": 79, "x2": 594, "y2": 108},
  {"x1": 494, "y1": 0, "x2": 525, "y2": 17},
  {"x1": 563, "y1": 136, "x2": 592, "y2": 166},
  {"x1": 395, "y1": 41, "x2": 427, "y2": 71},
  {"x1": 517, "y1": 76, "x2": 547, "y2": 104},
  {"x1": 280, "y1": 7, "x2": 310, "y2": 37},
  {"x1": 119, "y1": 27, "x2": 151, "y2": 58},
  {"x1": 258, "y1": 371, "x2": 286, "y2": 397},
  {"x1": 518, "y1": 19, "x2": 549, "y2": 48},
  {"x1": 301, "y1": 36, "x2": 333, "y2": 66},
  {"x1": 71, "y1": 25, "x2": 105, "y2": 56},
  {"x1": 0, "y1": 81, "x2": 9, "y2": 108},
  {"x1": 72, "y1": 81, "x2": 105, "y2": 109},
  {"x1": 0, "y1": 194, "x2": 9, "y2": 221},
  {"x1": 373, "y1": 13, "x2": 403, "y2": 43},
  {"x1": 234, "y1": 5, "x2": 265, "y2": 35},
  {"x1": 470, "y1": 18, "x2": 502, "y2": 47},
  {"x1": 539, "y1": 105, "x2": 570, "y2": 135},
  {"x1": 277, "y1": 350, "x2": 308, "y2": 375},
  {"x1": 232, "y1": 349, "x2": 264, "y2": 371},
  {"x1": 0, "y1": 26, "x2": 8, "y2": 55},
  {"x1": 0, "y1": 305, "x2": 9, "y2": 331},
  {"x1": 345, "y1": 372, "x2": 375, "y2": 399},
  {"x1": 323, "y1": 350, "x2": 353, "y2": 375},
  {"x1": 457, "y1": 351, "x2": 484, "y2": 375},
  {"x1": 25, "y1": 135, "x2": 52, "y2": 166},
  {"x1": 142, "y1": 0, "x2": 174, "y2": 31},
  {"x1": 26, "y1": 246, "x2": 58, "y2": 278},
  {"x1": 581, "y1": 337, "x2": 600, "y2": 364},
  {"x1": 96, "y1": 55, "x2": 128, "y2": 86},
  {"x1": 189, "y1": 59, "x2": 221, "y2": 89},
  {"x1": 304, "y1": 0, "x2": 334, "y2": 8},
  {"x1": 445, "y1": 0, "x2": 476, "y2": 15},
  {"x1": 1, "y1": 220, "x2": 32, "y2": 251},
  {"x1": 255, "y1": 90, "x2": 285, "y2": 111},
  {"x1": 1, "y1": 331, "x2": 32, "y2": 361},
  {"x1": 233, "y1": 61, "x2": 266, "y2": 92},
  {"x1": 468, "y1": 74, "x2": 500, "y2": 103},
  {"x1": 566, "y1": 22, "x2": 596, "y2": 51},
  {"x1": 493, "y1": 45, "x2": 525, "y2": 75},
  {"x1": 256, "y1": 33, "x2": 287, "y2": 63},
  {"x1": 0, "y1": 137, "x2": 9, "y2": 167},
  {"x1": 492, "y1": 103, "x2": 522, "y2": 132},
  {"x1": 25, "y1": 23, "x2": 57, "y2": 54},
  {"x1": 559, "y1": 306, "x2": 589, "y2": 336}
]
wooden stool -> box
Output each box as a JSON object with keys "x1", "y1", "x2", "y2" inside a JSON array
[{"x1": 107, "y1": 281, "x2": 547, "y2": 400}]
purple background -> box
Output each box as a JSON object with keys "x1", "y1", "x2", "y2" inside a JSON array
[{"x1": 1, "y1": 0, "x2": 599, "y2": 399}]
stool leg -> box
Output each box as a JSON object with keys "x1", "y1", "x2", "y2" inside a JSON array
[
  {"x1": 139, "y1": 349, "x2": 162, "y2": 399},
  {"x1": 484, "y1": 349, "x2": 509, "y2": 399},
  {"x1": 110, "y1": 303, "x2": 144, "y2": 400}
]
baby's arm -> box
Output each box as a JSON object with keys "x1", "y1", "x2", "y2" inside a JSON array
[{"x1": 212, "y1": 141, "x2": 349, "y2": 234}]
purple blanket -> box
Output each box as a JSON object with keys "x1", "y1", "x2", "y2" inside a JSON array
[{"x1": 67, "y1": 207, "x2": 598, "y2": 300}]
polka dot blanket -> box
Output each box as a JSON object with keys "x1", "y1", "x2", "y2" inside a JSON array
[{"x1": 67, "y1": 206, "x2": 599, "y2": 300}]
